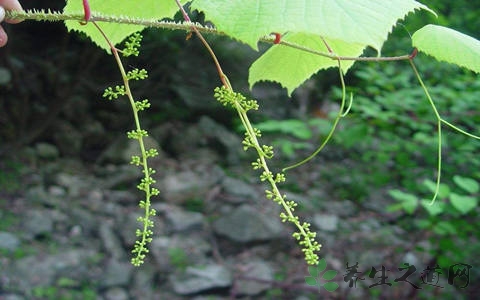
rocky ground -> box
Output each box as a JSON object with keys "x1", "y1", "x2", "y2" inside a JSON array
[{"x1": 0, "y1": 114, "x2": 472, "y2": 300}]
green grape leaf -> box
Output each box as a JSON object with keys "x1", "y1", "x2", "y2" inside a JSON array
[
  {"x1": 63, "y1": 0, "x2": 187, "y2": 52},
  {"x1": 433, "y1": 221, "x2": 457, "y2": 235},
  {"x1": 191, "y1": 0, "x2": 433, "y2": 51},
  {"x1": 453, "y1": 175, "x2": 480, "y2": 194},
  {"x1": 423, "y1": 179, "x2": 451, "y2": 199},
  {"x1": 420, "y1": 199, "x2": 445, "y2": 216},
  {"x1": 450, "y1": 193, "x2": 478, "y2": 214},
  {"x1": 324, "y1": 281, "x2": 340, "y2": 292},
  {"x1": 388, "y1": 189, "x2": 418, "y2": 214},
  {"x1": 249, "y1": 33, "x2": 365, "y2": 95},
  {"x1": 322, "y1": 270, "x2": 338, "y2": 281},
  {"x1": 412, "y1": 25, "x2": 480, "y2": 73}
]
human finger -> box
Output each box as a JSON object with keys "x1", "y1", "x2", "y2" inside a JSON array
[
  {"x1": 0, "y1": 25, "x2": 8, "y2": 47},
  {"x1": 1, "y1": 0, "x2": 23, "y2": 24}
]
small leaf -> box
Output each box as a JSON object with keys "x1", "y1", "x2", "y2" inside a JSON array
[
  {"x1": 308, "y1": 266, "x2": 319, "y2": 277},
  {"x1": 323, "y1": 281, "x2": 340, "y2": 292},
  {"x1": 420, "y1": 199, "x2": 445, "y2": 216},
  {"x1": 412, "y1": 25, "x2": 480, "y2": 73},
  {"x1": 304, "y1": 276, "x2": 318, "y2": 286},
  {"x1": 433, "y1": 221, "x2": 457, "y2": 235},
  {"x1": 450, "y1": 193, "x2": 478, "y2": 214},
  {"x1": 388, "y1": 189, "x2": 418, "y2": 214},
  {"x1": 453, "y1": 176, "x2": 479, "y2": 194},
  {"x1": 322, "y1": 270, "x2": 338, "y2": 281},
  {"x1": 423, "y1": 179, "x2": 451, "y2": 198},
  {"x1": 316, "y1": 258, "x2": 327, "y2": 273}
]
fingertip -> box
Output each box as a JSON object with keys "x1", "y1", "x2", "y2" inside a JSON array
[
  {"x1": 0, "y1": 27, "x2": 7, "y2": 47},
  {"x1": 0, "y1": 6, "x2": 5, "y2": 23}
]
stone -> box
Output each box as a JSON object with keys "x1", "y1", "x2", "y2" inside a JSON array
[
  {"x1": 0, "y1": 295, "x2": 25, "y2": 300},
  {"x1": 235, "y1": 260, "x2": 274, "y2": 296},
  {"x1": 23, "y1": 209, "x2": 54, "y2": 238},
  {"x1": 196, "y1": 116, "x2": 243, "y2": 164},
  {"x1": 55, "y1": 173, "x2": 92, "y2": 198},
  {"x1": 221, "y1": 177, "x2": 258, "y2": 203},
  {"x1": 98, "y1": 136, "x2": 162, "y2": 164},
  {"x1": 100, "y1": 259, "x2": 134, "y2": 288},
  {"x1": 150, "y1": 234, "x2": 211, "y2": 271},
  {"x1": 99, "y1": 222, "x2": 127, "y2": 260},
  {"x1": 312, "y1": 214, "x2": 339, "y2": 232},
  {"x1": 104, "y1": 287, "x2": 130, "y2": 300},
  {"x1": 0, "y1": 231, "x2": 21, "y2": 251},
  {"x1": 169, "y1": 264, "x2": 232, "y2": 295},
  {"x1": 7, "y1": 248, "x2": 98, "y2": 293},
  {"x1": 156, "y1": 166, "x2": 224, "y2": 204},
  {"x1": 164, "y1": 206, "x2": 205, "y2": 232},
  {"x1": 34, "y1": 142, "x2": 59, "y2": 160},
  {"x1": 213, "y1": 205, "x2": 283, "y2": 242}
]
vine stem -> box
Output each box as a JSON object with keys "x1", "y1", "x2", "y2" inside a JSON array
[
  {"x1": 283, "y1": 59, "x2": 350, "y2": 172},
  {"x1": 92, "y1": 21, "x2": 154, "y2": 264},
  {"x1": 5, "y1": 9, "x2": 415, "y2": 65},
  {"x1": 173, "y1": 0, "x2": 230, "y2": 89},
  {"x1": 409, "y1": 59, "x2": 442, "y2": 204}
]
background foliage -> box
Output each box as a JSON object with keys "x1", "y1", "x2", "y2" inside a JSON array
[{"x1": 1, "y1": 0, "x2": 479, "y2": 298}]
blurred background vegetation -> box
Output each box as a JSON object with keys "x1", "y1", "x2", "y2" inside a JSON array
[{"x1": 1, "y1": 0, "x2": 479, "y2": 298}]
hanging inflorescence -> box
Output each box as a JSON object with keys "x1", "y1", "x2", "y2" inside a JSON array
[{"x1": 214, "y1": 86, "x2": 321, "y2": 265}]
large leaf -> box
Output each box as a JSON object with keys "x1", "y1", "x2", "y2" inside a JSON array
[
  {"x1": 192, "y1": 0, "x2": 433, "y2": 51},
  {"x1": 249, "y1": 33, "x2": 365, "y2": 95},
  {"x1": 64, "y1": 0, "x2": 186, "y2": 52},
  {"x1": 412, "y1": 25, "x2": 480, "y2": 73},
  {"x1": 450, "y1": 193, "x2": 478, "y2": 215}
]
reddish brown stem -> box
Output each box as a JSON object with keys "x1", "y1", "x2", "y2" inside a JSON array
[{"x1": 79, "y1": 0, "x2": 91, "y2": 25}]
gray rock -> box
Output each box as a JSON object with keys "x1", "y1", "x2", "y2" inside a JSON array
[
  {"x1": 156, "y1": 166, "x2": 224, "y2": 204},
  {"x1": 221, "y1": 177, "x2": 259, "y2": 203},
  {"x1": 100, "y1": 259, "x2": 134, "y2": 288},
  {"x1": 104, "y1": 190, "x2": 137, "y2": 205},
  {"x1": 25, "y1": 185, "x2": 60, "y2": 206},
  {"x1": 213, "y1": 205, "x2": 283, "y2": 242},
  {"x1": 8, "y1": 248, "x2": 98, "y2": 292},
  {"x1": 104, "y1": 287, "x2": 129, "y2": 300},
  {"x1": 98, "y1": 136, "x2": 162, "y2": 164},
  {"x1": 313, "y1": 214, "x2": 339, "y2": 232},
  {"x1": 325, "y1": 199, "x2": 357, "y2": 217},
  {"x1": 23, "y1": 209, "x2": 54, "y2": 238},
  {"x1": 164, "y1": 206, "x2": 205, "y2": 232},
  {"x1": 150, "y1": 234, "x2": 211, "y2": 271},
  {"x1": 197, "y1": 116, "x2": 243, "y2": 164},
  {"x1": 400, "y1": 252, "x2": 420, "y2": 267},
  {"x1": 131, "y1": 264, "x2": 157, "y2": 299},
  {"x1": 169, "y1": 264, "x2": 232, "y2": 295},
  {"x1": 35, "y1": 142, "x2": 59, "y2": 159},
  {"x1": 99, "y1": 222, "x2": 127, "y2": 260},
  {"x1": 68, "y1": 207, "x2": 99, "y2": 236},
  {"x1": 55, "y1": 173, "x2": 92, "y2": 198},
  {"x1": 0, "y1": 231, "x2": 21, "y2": 251},
  {"x1": 235, "y1": 261, "x2": 274, "y2": 296},
  {"x1": 0, "y1": 295, "x2": 25, "y2": 300}
]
